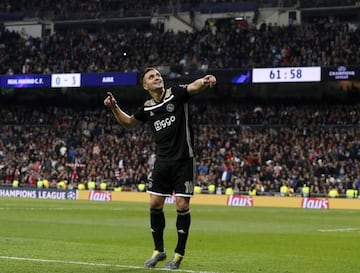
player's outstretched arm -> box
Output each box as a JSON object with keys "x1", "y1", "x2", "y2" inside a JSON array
[
  {"x1": 187, "y1": 74, "x2": 217, "y2": 95},
  {"x1": 104, "y1": 92, "x2": 139, "y2": 129}
]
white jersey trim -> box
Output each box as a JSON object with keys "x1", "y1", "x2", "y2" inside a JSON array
[
  {"x1": 146, "y1": 190, "x2": 172, "y2": 197},
  {"x1": 144, "y1": 94, "x2": 174, "y2": 111},
  {"x1": 146, "y1": 191, "x2": 194, "y2": 198},
  {"x1": 183, "y1": 102, "x2": 194, "y2": 157}
]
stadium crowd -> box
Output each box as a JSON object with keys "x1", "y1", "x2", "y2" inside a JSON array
[
  {"x1": 0, "y1": 1, "x2": 359, "y2": 198},
  {"x1": 3, "y1": 0, "x2": 358, "y2": 16},
  {"x1": 1, "y1": 101, "x2": 360, "y2": 198},
  {"x1": 1, "y1": 14, "x2": 359, "y2": 75}
]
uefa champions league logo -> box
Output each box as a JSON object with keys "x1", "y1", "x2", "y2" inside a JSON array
[{"x1": 66, "y1": 191, "x2": 76, "y2": 200}]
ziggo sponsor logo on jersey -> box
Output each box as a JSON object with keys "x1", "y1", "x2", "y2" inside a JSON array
[{"x1": 154, "y1": 116, "x2": 176, "y2": 131}]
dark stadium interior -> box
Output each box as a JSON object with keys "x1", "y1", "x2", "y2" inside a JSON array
[{"x1": 1, "y1": 0, "x2": 360, "y2": 198}]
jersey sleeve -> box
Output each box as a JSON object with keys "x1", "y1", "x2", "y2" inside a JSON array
[
  {"x1": 133, "y1": 106, "x2": 147, "y2": 122},
  {"x1": 174, "y1": 84, "x2": 191, "y2": 102}
]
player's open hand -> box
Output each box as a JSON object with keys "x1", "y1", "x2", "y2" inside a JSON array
[{"x1": 104, "y1": 92, "x2": 117, "y2": 108}]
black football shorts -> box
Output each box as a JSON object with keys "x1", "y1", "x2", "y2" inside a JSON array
[{"x1": 147, "y1": 157, "x2": 196, "y2": 197}]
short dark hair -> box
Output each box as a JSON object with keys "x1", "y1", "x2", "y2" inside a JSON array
[{"x1": 141, "y1": 67, "x2": 157, "y2": 84}]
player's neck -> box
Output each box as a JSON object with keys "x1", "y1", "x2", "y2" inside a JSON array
[{"x1": 151, "y1": 88, "x2": 165, "y2": 103}]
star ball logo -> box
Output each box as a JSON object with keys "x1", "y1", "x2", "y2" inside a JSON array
[{"x1": 66, "y1": 191, "x2": 77, "y2": 200}]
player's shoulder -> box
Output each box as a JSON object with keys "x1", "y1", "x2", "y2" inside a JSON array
[
  {"x1": 144, "y1": 98, "x2": 156, "y2": 107},
  {"x1": 143, "y1": 87, "x2": 179, "y2": 107},
  {"x1": 168, "y1": 85, "x2": 188, "y2": 97},
  {"x1": 164, "y1": 86, "x2": 188, "y2": 100}
]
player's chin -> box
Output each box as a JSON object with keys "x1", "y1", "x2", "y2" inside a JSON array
[{"x1": 154, "y1": 83, "x2": 164, "y2": 89}]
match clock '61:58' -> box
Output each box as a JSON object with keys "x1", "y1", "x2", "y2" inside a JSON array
[{"x1": 252, "y1": 67, "x2": 321, "y2": 83}]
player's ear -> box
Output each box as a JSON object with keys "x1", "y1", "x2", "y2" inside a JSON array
[{"x1": 143, "y1": 82, "x2": 149, "y2": 91}]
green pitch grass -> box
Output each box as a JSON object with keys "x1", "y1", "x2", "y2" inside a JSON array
[{"x1": 0, "y1": 198, "x2": 359, "y2": 273}]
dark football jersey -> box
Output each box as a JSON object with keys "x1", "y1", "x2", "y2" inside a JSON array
[{"x1": 133, "y1": 85, "x2": 195, "y2": 161}]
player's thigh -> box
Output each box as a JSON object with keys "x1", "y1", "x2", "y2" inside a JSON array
[
  {"x1": 149, "y1": 160, "x2": 173, "y2": 195},
  {"x1": 173, "y1": 158, "x2": 196, "y2": 197}
]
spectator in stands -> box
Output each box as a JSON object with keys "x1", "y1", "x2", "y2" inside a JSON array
[
  {"x1": 328, "y1": 185, "x2": 339, "y2": 198},
  {"x1": 1, "y1": 101, "x2": 360, "y2": 199},
  {"x1": 1, "y1": 19, "x2": 360, "y2": 75}
]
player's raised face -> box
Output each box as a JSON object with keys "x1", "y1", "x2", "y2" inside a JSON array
[{"x1": 143, "y1": 68, "x2": 164, "y2": 91}]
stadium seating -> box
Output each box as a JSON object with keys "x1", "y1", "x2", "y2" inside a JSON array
[{"x1": 0, "y1": 0, "x2": 359, "y2": 198}]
